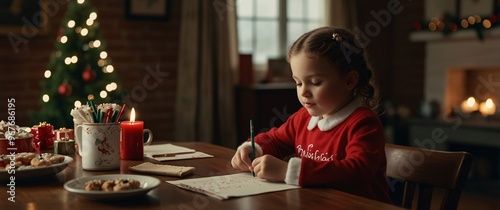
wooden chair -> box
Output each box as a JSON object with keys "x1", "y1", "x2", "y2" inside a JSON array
[{"x1": 385, "y1": 143, "x2": 473, "y2": 210}]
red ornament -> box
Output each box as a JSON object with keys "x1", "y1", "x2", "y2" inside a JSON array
[
  {"x1": 490, "y1": 15, "x2": 497, "y2": 23},
  {"x1": 82, "y1": 68, "x2": 96, "y2": 82},
  {"x1": 58, "y1": 82, "x2": 72, "y2": 96},
  {"x1": 449, "y1": 22, "x2": 458, "y2": 32},
  {"x1": 57, "y1": 27, "x2": 64, "y2": 42},
  {"x1": 412, "y1": 21, "x2": 422, "y2": 31}
]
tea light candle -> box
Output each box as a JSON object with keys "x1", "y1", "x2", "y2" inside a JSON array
[
  {"x1": 479, "y1": 98, "x2": 496, "y2": 116},
  {"x1": 460, "y1": 97, "x2": 478, "y2": 113},
  {"x1": 120, "y1": 108, "x2": 144, "y2": 159}
]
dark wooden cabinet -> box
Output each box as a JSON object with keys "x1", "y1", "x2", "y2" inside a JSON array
[{"x1": 235, "y1": 83, "x2": 302, "y2": 144}]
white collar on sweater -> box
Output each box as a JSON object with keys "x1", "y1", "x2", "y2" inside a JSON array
[{"x1": 307, "y1": 99, "x2": 362, "y2": 131}]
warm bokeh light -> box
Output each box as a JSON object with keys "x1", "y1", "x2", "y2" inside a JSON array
[
  {"x1": 44, "y1": 70, "x2": 51, "y2": 78},
  {"x1": 71, "y1": 55, "x2": 78, "y2": 63},
  {"x1": 98, "y1": 59, "x2": 106, "y2": 67},
  {"x1": 104, "y1": 65, "x2": 114, "y2": 73},
  {"x1": 93, "y1": 40, "x2": 101, "y2": 48},
  {"x1": 100, "y1": 51, "x2": 108, "y2": 59},
  {"x1": 89, "y1": 12, "x2": 97, "y2": 20},
  {"x1": 100, "y1": 90, "x2": 108, "y2": 98},
  {"x1": 483, "y1": 19, "x2": 492, "y2": 28},
  {"x1": 468, "y1": 16, "x2": 475, "y2": 25},
  {"x1": 80, "y1": 28, "x2": 88, "y2": 36},
  {"x1": 60, "y1": 36, "x2": 68, "y2": 43},
  {"x1": 64, "y1": 57, "x2": 72, "y2": 65},
  {"x1": 74, "y1": 100, "x2": 82, "y2": 107},
  {"x1": 436, "y1": 21, "x2": 445, "y2": 31},
  {"x1": 474, "y1": 15, "x2": 481, "y2": 23},
  {"x1": 42, "y1": 94, "x2": 50, "y2": 102},
  {"x1": 106, "y1": 82, "x2": 117, "y2": 91},
  {"x1": 86, "y1": 19, "x2": 94, "y2": 26},
  {"x1": 67, "y1": 20, "x2": 75, "y2": 28},
  {"x1": 428, "y1": 22, "x2": 437, "y2": 31},
  {"x1": 461, "y1": 19, "x2": 469, "y2": 28}
]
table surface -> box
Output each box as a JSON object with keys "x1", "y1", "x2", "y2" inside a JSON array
[{"x1": 1, "y1": 142, "x2": 406, "y2": 210}]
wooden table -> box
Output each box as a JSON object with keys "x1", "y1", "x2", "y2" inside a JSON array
[{"x1": 1, "y1": 142, "x2": 406, "y2": 210}]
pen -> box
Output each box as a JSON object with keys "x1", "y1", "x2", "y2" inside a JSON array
[
  {"x1": 250, "y1": 119, "x2": 255, "y2": 177},
  {"x1": 152, "y1": 151, "x2": 196, "y2": 158}
]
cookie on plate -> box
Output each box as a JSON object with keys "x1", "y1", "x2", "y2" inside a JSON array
[
  {"x1": 113, "y1": 178, "x2": 141, "y2": 191},
  {"x1": 84, "y1": 180, "x2": 104, "y2": 191},
  {"x1": 30, "y1": 157, "x2": 52, "y2": 167}
]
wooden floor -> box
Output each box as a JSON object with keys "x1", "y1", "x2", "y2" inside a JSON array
[
  {"x1": 399, "y1": 181, "x2": 500, "y2": 209},
  {"x1": 427, "y1": 180, "x2": 500, "y2": 210},
  {"x1": 457, "y1": 191, "x2": 499, "y2": 210},
  {"x1": 456, "y1": 181, "x2": 500, "y2": 210}
]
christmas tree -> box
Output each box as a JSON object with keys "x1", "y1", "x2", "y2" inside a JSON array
[{"x1": 30, "y1": 0, "x2": 124, "y2": 128}]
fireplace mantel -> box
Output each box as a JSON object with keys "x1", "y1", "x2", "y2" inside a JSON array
[{"x1": 410, "y1": 28, "x2": 500, "y2": 42}]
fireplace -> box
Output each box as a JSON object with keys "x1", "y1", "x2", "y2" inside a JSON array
[
  {"x1": 409, "y1": 33, "x2": 500, "y2": 118},
  {"x1": 445, "y1": 68, "x2": 500, "y2": 117}
]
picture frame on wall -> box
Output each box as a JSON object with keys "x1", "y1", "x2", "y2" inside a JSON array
[
  {"x1": 125, "y1": 0, "x2": 171, "y2": 21},
  {"x1": 0, "y1": 0, "x2": 50, "y2": 35},
  {"x1": 458, "y1": 0, "x2": 495, "y2": 17}
]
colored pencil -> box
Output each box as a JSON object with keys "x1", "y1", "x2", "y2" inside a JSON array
[{"x1": 115, "y1": 104, "x2": 126, "y2": 122}]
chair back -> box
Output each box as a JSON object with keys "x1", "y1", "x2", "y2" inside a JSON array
[{"x1": 385, "y1": 143, "x2": 473, "y2": 210}]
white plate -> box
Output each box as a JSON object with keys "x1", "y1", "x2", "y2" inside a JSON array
[
  {"x1": 64, "y1": 174, "x2": 160, "y2": 200},
  {"x1": 0, "y1": 155, "x2": 73, "y2": 181}
]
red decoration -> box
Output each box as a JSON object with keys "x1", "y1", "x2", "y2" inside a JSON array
[
  {"x1": 449, "y1": 22, "x2": 458, "y2": 32},
  {"x1": 412, "y1": 21, "x2": 422, "y2": 31},
  {"x1": 82, "y1": 68, "x2": 96, "y2": 82},
  {"x1": 57, "y1": 27, "x2": 64, "y2": 42},
  {"x1": 58, "y1": 82, "x2": 72, "y2": 96},
  {"x1": 31, "y1": 122, "x2": 55, "y2": 150},
  {"x1": 490, "y1": 15, "x2": 497, "y2": 23}
]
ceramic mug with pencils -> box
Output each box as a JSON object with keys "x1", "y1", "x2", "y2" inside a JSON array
[{"x1": 75, "y1": 123, "x2": 120, "y2": 171}]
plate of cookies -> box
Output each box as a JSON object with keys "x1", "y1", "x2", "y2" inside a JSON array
[
  {"x1": 0, "y1": 152, "x2": 73, "y2": 181},
  {"x1": 64, "y1": 174, "x2": 161, "y2": 200}
]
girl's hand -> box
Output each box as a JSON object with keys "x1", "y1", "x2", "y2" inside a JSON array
[
  {"x1": 231, "y1": 145, "x2": 262, "y2": 172},
  {"x1": 252, "y1": 155, "x2": 288, "y2": 182}
]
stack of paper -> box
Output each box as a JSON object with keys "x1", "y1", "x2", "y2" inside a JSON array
[
  {"x1": 166, "y1": 173, "x2": 300, "y2": 200},
  {"x1": 144, "y1": 143, "x2": 213, "y2": 161}
]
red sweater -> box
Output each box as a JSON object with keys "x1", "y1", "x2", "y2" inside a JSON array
[{"x1": 254, "y1": 106, "x2": 392, "y2": 203}]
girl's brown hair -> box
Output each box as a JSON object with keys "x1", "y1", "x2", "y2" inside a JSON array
[{"x1": 288, "y1": 26, "x2": 379, "y2": 111}]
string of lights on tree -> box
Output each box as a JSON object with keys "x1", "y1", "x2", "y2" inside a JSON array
[
  {"x1": 30, "y1": 0, "x2": 124, "y2": 128},
  {"x1": 412, "y1": 13, "x2": 500, "y2": 39}
]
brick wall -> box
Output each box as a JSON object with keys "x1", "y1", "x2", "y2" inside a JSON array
[{"x1": 0, "y1": 0, "x2": 181, "y2": 141}]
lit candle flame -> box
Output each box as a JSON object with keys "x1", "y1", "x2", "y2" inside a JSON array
[
  {"x1": 479, "y1": 98, "x2": 496, "y2": 116},
  {"x1": 466, "y1": 97, "x2": 476, "y2": 107},
  {"x1": 130, "y1": 108, "x2": 135, "y2": 123},
  {"x1": 486, "y1": 98, "x2": 494, "y2": 108},
  {"x1": 461, "y1": 96, "x2": 478, "y2": 113}
]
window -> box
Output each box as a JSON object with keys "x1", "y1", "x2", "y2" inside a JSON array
[{"x1": 236, "y1": 0, "x2": 325, "y2": 71}]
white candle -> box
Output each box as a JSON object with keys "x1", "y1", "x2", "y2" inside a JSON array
[
  {"x1": 479, "y1": 98, "x2": 496, "y2": 116},
  {"x1": 460, "y1": 97, "x2": 478, "y2": 113}
]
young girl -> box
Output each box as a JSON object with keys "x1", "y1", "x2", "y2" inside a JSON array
[{"x1": 231, "y1": 26, "x2": 391, "y2": 203}]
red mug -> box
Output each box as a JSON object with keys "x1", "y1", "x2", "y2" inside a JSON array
[{"x1": 0, "y1": 134, "x2": 34, "y2": 155}]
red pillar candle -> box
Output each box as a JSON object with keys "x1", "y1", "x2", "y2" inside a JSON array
[{"x1": 120, "y1": 108, "x2": 145, "y2": 160}]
